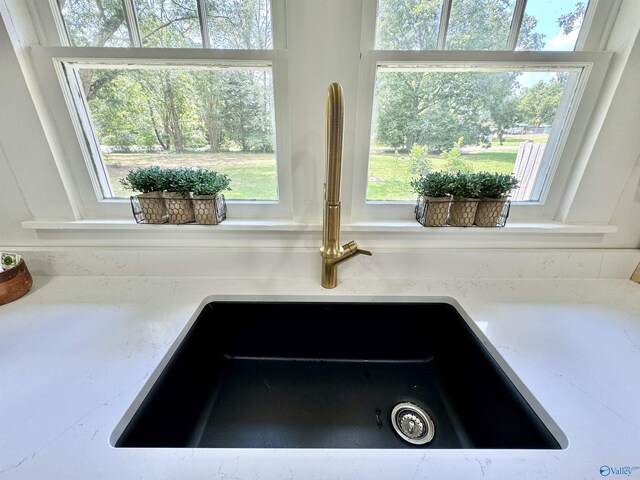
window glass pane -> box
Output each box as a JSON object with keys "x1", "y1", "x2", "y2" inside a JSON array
[
  {"x1": 446, "y1": 0, "x2": 516, "y2": 50},
  {"x1": 375, "y1": 0, "x2": 443, "y2": 50},
  {"x1": 368, "y1": 68, "x2": 576, "y2": 202},
  {"x1": 57, "y1": 0, "x2": 130, "y2": 47},
  {"x1": 135, "y1": 0, "x2": 202, "y2": 47},
  {"x1": 517, "y1": 0, "x2": 589, "y2": 51},
  {"x1": 69, "y1": 65, "x2": 277, "y2": 200},
  {"x1": 205, "y1": 0, "x2": 272, "y2": 49}
]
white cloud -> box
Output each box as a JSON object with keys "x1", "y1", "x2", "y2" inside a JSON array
[{"x1": 544, "y1": 25, "x2": 581, "y2": 51}]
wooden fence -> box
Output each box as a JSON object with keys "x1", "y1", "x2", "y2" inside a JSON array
[{"x1": 510, "y1": 141, "x2": 546, "y2": 201}]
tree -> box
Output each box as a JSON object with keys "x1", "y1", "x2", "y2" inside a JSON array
[
  {"x1": 373, "y1": 0, "x2": 545, "y2": 152},
  {"x1": 374, "y1": 70, "x2": 514, "y2": 152},
  {"x1": 376, "y1": 0, "x2": 441, "y2": 50},
  {"x1": 193, "y1": 71, "x2": 224, "y2": 152},
  {"x1": 58, "y1": 0, "x2": 128, "y2": 47},
  {"x1": 207, "y1": 0, "x2": 272, "y2": 49},
  {"x1": 518, "y1": 74, "x2": 567, "y2": 128},
  {"x1": 136, "y1": 0, "x2": 201, "y2": 48},
  {"x1": 558, "y1": 2, "x2": 587, "y2": 35},
  {"x1": 68, "y1": 0, "x2": 275, "y2": 154}
]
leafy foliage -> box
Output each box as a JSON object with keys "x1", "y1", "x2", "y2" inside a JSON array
[
  {"x1": 558, "y1": 2, "x2": 587, "y2": 35},
  {"x1": 440, "y1": 137, "x2": 473, "y2": 173},
  {"x1": 448, "y1": 172, "x2": 481, "y2": 199},
  {"x1": 119, "y1": 165, "x2": 168, "y2": 193},
  {"x1": 408, "y1": 144, "x2": 433, "y2": 176},
  {"x1": 476, "y1": 171, "x2": 519, "y2": 198},
  {"x1": 191, "y1": 169, "x2": 232, "y2": 196},
  {"x1": 120, "y1": 165, "x2": 232, "y2": 196},
  {"x1": 58, "y1": 0, "x2": 129, "y2": 47},
  {"x1": 62, "y1": 0, "x2": 275, "y2": 157},
  {"x1": 165, "y1": 167, "x2": 199, "y2": 195},
  {"x1": 518, "y1": 74, "x2": 568, "y2": 127},
  {"x1": 372, "y1": 0, "x2": 568, "y2": 154},
  {"x1": 410, "y1": 171, "x2": 451, "y2": 197}
]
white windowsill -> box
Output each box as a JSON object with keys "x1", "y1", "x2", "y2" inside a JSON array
[{"x1": 21, "y1": 219, "x2": 618, "y2": 234}]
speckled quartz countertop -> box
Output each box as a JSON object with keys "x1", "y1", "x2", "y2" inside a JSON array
[{"x1": 1, "y1": 275, "x2": 639, "y2": 480}]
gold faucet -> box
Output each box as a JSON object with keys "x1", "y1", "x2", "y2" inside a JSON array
[{"x1": 320, "y1": 83, "x2": 372, "y2": 289}]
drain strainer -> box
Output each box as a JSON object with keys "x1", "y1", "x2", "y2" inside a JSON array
[{"x1": 391, "y1": 402, "x2": 435, "y2": 445}]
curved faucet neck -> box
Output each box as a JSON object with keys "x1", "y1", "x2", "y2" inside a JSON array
[{"x1": 320, "y1": 83, "x2": 372, "y2": 289}]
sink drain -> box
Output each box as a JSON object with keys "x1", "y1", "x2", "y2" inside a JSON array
[{"x1": 391, "y1": 402, "x2": 435, "y2": 445}]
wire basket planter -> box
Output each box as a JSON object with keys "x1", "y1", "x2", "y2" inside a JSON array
[
  {"x1": 130, "y1": 194, "x2": 227, "y2": 225},
  {"x1": 415, "y1": 196, "x2": 511, "y2": 227}
]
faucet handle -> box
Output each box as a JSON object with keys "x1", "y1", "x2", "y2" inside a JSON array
[{"x1": 342, "y1": 240, "x2": 372, "y2": 257}]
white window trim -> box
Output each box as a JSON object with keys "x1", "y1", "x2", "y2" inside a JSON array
[
  {"x1": 2, "y1": 0, "x2": 634, "y2": 247},
  {"x1": 30, "y1": 46, "x2": 293, "y2": 220},
  {"x1": 349, "y1": 0, "x2": 615, "y2": 224},
  {"x1": 350, "y1": 50, "x2": 612, "y2": 222},
  {"x1": 26, "y1": 0, "x2": 293, "y2": 221}
]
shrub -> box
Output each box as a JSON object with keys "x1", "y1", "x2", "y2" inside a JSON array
[
  {"x1": 119, "y1": 166, "x2": 167, "y2": 193},
  {"x1": 449, "y1": 171, "x2": 481, "y2": 198},
  {"x1": 164, "y1": 168, "x2": 199, "y2": 196},
  {"x1": 476, "y1": 172, "x2": 519, "y2": 198},
  {"x1": 191, "y1": 169, "x2": 232, "y2": 196},
  {"x1": 440, "y1": 137, "x2": 473, "y2": 174},
  {"x1": 410, "y1": 171, "x2": 452, "y2": 197},
  {"x1": 408, "y1": 145, "x2": 433, "y2": 176}
]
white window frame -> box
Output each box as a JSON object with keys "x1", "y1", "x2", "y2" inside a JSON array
[
  {"x1": 27, "y1": 0, "x2": 293, "y2": 221},
  {"x1": 2, "y1": 0, "x2": 629, "y2": 238},
  {"x1": 350, "y1": 0, "x2": 615, "y2": 223}
]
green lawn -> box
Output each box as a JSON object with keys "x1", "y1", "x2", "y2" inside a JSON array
[
  {"x1": 491, "y1": 133, "x2": 548, "y2": 147},
  {"x1": 105, "y1": 151, "x2": 278, "y2": 200},
  {"x1": 105, "y1": 148, "x2": 519, "y2": 202},
  {"x1": 367, "y1": 150, "x2": 518, "y2": 201}
]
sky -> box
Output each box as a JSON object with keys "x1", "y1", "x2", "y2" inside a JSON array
[
  {"x1": 524, "y1": 0, "x2": 584, "y2": 51},
  {"x1": 517, "y1": 0, "x2": 585, "y2": 87}
]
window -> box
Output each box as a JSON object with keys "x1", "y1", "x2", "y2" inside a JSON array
[
  {"x1": 6, "y1": 0, "x2": 618, "y2": 228},
  {"x1": 28, "y1": 0, "x2": 290, "y2": 219},
  {"x1": 65, "y1": 64, "x2": 277, "y2": 200},
  {"x1": 353, "y1": 0, "x2": 611, "y2": 221},
  {"x1": 367, "y1": 67, "x2": 579, "y2": 202}
]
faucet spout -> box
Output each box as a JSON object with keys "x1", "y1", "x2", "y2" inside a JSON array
[{"x1": 320, "y1": 83, "x2": 371, "y2": 289}]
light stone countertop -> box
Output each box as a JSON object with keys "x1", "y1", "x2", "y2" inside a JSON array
[{"x1": 1, "y1": 275, "x2": 639, "y2": 480}]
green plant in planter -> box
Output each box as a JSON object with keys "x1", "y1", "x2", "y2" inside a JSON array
[
  {"x1": 163, "y1": 168, "x2": 198, "y2": 224},
  {"x1": 447, "y1": 171, "x2": 481, "y2": 226},
  {"x1": 191, "y1": 169, "x2": 232, "y2": 225},
  {"x1": 411, "y1": 171, "x2": 452, "y2": 227},
  {"x1": 165, "y1": 167, "x2": 198, "y2": 197},
  {"x1": 410, "y1": 171, "x2": 451, "y2": 197},
  {"x1": 119, "y1": 166, "x2": 168, "y2": 194},
  {"x1": 120, "y1": 166, "x2": 169, "y2": 224},
  {"x1": 448, "y1": 171, "x2": 481, "y2": 199},
  {"x1": 475, "y1": 172, "x2": 520, "y2": 227},
  {"x1": 191, "y1": 170, "x2": 231, "y2": 196},
  {"x1": 476, "y1": 172, "x2": 519, "y2": 199}
]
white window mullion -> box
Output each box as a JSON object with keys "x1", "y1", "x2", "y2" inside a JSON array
[
  {"x1": 436, "y1": 0, "x2": 452, "y2": 50},
  {"x1": 196, "y1": 0, "x2": 211, "y2": 49},
  {"x1": 506, "y1": 0, "x2": 527, "y2": 50},
  {"x1": 41, "y1": 0, "x2": 70, "y2": 46},
  {"x1": 64, "y1": 64, "x2": 115, "y2": 198},
  {"x1": 121, "y1": 0, "x2": 142, "y2": 47},
  {"x1": 271, "y1": 0, "x2": 287, "y2": 49}
]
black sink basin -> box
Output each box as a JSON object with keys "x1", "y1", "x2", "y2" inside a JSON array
[{"x1": 114, "y1": 300, "x2": 562, "y2": 449}]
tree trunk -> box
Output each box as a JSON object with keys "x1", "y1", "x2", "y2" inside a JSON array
[
  {"x1": 164, "y1": 73, "x2": 184, "y2": 152},
  {"x1": 148, "y1": 104, "x2": 168, "y2": 150},
  {"x1": 205, "y1": 115, "x2": 221, "y2": 152},
  {"x1": 405, "y1": 135, "x2": 415, "y2": 153}
]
